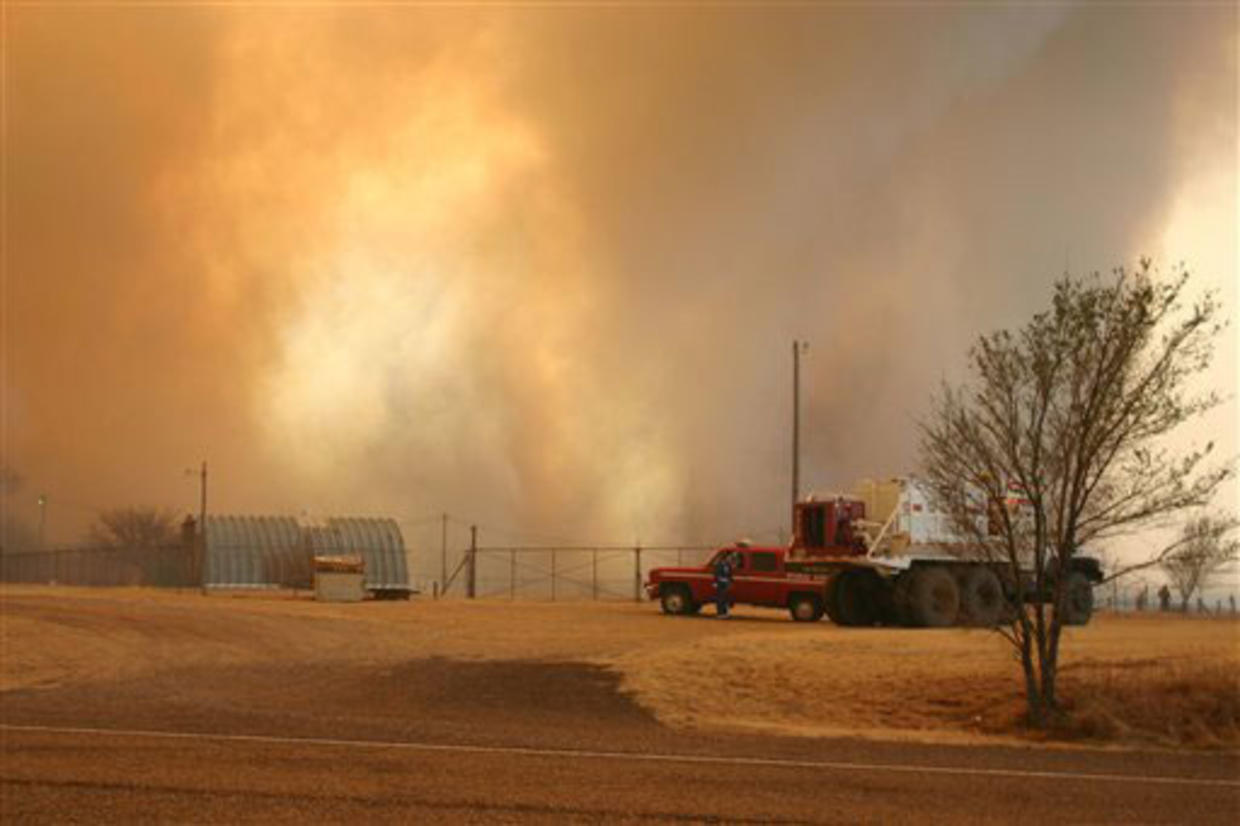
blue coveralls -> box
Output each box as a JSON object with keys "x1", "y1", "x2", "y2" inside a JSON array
[{"x1": 713, "y1": 556, "x2": 734, "y2": 617}]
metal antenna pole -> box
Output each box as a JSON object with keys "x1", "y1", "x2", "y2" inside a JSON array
[
  {"x1": 37, "y1": 494, "x2": 47, "y2": 549},
  {"x1": 199, "y1": 462, "x2": 208, "y2": 593}
]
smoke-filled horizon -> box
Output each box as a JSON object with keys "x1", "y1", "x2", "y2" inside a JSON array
[{"x1": 3, "y1": 5, "x2": 1236, "y2": 551}]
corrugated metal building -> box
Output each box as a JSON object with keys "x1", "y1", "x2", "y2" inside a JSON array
[
  {"x1": 203, "y1": 515, "x2": 410, "y2": 594},
  {"x1": 204, "y1": 516, "x2": 303, "y2": 588}
]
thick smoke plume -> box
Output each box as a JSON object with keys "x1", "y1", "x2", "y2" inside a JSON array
[{"x1": 4, "y1": 5, "x2": 1235, "y2": 557}]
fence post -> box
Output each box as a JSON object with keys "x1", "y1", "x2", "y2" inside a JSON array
[
  {"x1": 467, "y1": 525, "x2": 477, "y2": 599},
  {"x1": 197, "y1": 521, "x2": 208, "y2": 595},
  {"x1": 440, "y1": 513, "x2": 448, "y2": 593},
  {"x1": 634, "y1": 545, "x2": 643, "y2": 602},
  {"x1": 592, "y1": 549, "x2": 598, "y2": 601}
]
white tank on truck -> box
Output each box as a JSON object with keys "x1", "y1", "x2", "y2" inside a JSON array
[{"x1": 785, "y1": 477, "x2": 1102, "y2": 627}]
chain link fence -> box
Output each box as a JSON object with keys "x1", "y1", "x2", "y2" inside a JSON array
[
  {"x1": 6, "y1": 540, "x2": 1235, "y2": 614},
  {"x1": 441, "y1": 545, "x2": 716, "y2": 601},
  {"x1": 1096, "y1": 579, "x2": 1240, "y2": 617},
  {"x1": 0, "y1": 544, "x2": 194, "y2": 588},
  {"x1": 0, "y1": 540, "x2": 718, "y2": 601}
]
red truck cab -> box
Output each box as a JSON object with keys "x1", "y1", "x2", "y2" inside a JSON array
[{"x1": 645, "y1": 545, "x2": 829, "y2": 622}]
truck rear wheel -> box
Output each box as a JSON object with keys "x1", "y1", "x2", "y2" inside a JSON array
[
  {"x1": 905, "y1": 565, "x2": 960, "y2": 628},
  {"x1": 660, "y1": 585, "x2": 695, "y2": 616},
  {"x1": 833, "y1": 570, "x2": 882, "y2": 627},
  {"x1": 958, "y1": 567, "x2": 1004, "y2": 627},
  {"x1": 1061, "y1": 571, "x2": 1094, "y2": 626},
  {"x1": 824, "y1": 575, "x2": 843, "y2": 624},
  {"x1": 788, "y1": 593, "x2": 824, "y2": 622},
  {"x1": 888, "y1": 575, "x2": 914, "y2": 626}
]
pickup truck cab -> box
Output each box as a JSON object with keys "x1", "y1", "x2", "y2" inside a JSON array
[{"x1": 645, "y1": 545, "x2": 829, "y2": 622}]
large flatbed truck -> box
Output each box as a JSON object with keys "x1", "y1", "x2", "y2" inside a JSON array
[
  {"x1": 786, "y1": 477, "x2": 1101, "y2": 627},
  {"x1": 646, "y1": 477, "x2": 1101, "y2": 628}
]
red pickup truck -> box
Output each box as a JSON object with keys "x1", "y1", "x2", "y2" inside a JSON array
[{"x1": 644, "y1": 545, "x2": 830, "y2": 622}]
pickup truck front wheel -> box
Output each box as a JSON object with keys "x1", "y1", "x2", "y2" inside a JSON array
[
  {"x1": 789, "y1": 593, "x2": 825, "y2": 623},
  {"x1": 660, "y1": 585, "x2": 696, "y2": 616}
]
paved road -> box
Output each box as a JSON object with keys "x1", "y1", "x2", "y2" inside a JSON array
[
  {"x1": 3, "y1": 658, "x2": 1238, "y2": 823},
  {"x1": 4, "y1": 724, "x2": 1238, "y2": 824}
]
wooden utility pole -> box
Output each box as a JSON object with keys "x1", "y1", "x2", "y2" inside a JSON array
[
  {"x1": 199, "y1": 462, "x2": 208, "y2": 592},
  {"x1": 792, "y1": 341, "x2": 807, "y2": 533},
  {"x1": 467, "y1": 525, "x2": 477, "y2": 599},
  {"x1": 634, "y1": 545, "x2": 643, "y2": 602}
]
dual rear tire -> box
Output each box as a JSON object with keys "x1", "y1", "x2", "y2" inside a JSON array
[
  {"x1": 816, "y1": 565, "x2": 1010, "y2": 628},
  {"x1": 825, "y1": 570, "x2": 884, "y2": 627},
  {"x1": 898, "y1": 565, "x2": 960, "y2": 628},
  {"x1": 957, "y1": 567, "x2": 1005, "y2": 627},
  {"x1": 894, "y1": 565, "x2": 1094, "y2": 628},
  {"x1": 892, "y1": 564, "x2": 1016, "y2": 628}
]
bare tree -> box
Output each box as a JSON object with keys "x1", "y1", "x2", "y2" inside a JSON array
[
  {"x1": 0, "y1": 464, "x2": 38, "y2": 552},
  {"x1": 1161, "y1": 514, "x2": 1238, "y2": 612},
  {"x1": 88, "y1": 506, "x2": 181, "y2": 549},
  {"x1": 920, "y1": 261, "x2": 1232, "y2": 728}
]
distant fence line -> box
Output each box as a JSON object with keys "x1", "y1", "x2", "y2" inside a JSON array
[
  {"x1": 0, "y1": 542, "x2": 719, "y2": 601},
  {"x1": 4, "y1": 542, "x2": 1236, "y2": 614},
  {"x1": 0, "y1": 544, "x2": 193, "y2": 588},
  {"x1": 1095, "y1": 580, "x2": 1239, "y2": 616}
]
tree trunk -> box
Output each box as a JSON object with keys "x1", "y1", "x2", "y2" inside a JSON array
[
  {"x1": 1042, "y1": 620, "x2": 1062, "y2": 712},
  {"x1": 1042, "y1": 554, "x2": 1068, "y2": 715},
  {"x1": 1019, "y1": 636, "x2": 1045, "y2": 728},
  {"x1": 1015, "y1": 609, "x2": 1051, "y2": 728}
]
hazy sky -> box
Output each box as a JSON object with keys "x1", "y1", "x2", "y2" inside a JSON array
[{"x1": 3, "y1": 3, "x2": 1236, "y2": 553}]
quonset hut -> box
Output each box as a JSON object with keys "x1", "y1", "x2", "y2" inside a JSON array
[{"x1": 203, "y1": 515, "x2": 411, "y2": 598}]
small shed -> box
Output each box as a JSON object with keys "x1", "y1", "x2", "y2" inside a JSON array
[
  {"x1": 307, "y1": 517, "x2": 412, "y2": 598},
  {"x1": 313, "y1": 555, "x2": 365, "y2": 602}
]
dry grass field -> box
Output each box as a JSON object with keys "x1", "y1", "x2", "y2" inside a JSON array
[{"x1": 2, "y1": 585, "x2": 1236, "y2": 750}]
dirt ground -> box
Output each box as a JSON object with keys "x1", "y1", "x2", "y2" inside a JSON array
[{"x1": 2, "y1": 585, "x2": 1237, "y2": 749}]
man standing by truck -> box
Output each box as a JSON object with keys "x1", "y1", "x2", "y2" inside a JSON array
[{"x1": 713, "y1": 551, "x2": 735, "y2": 618}]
